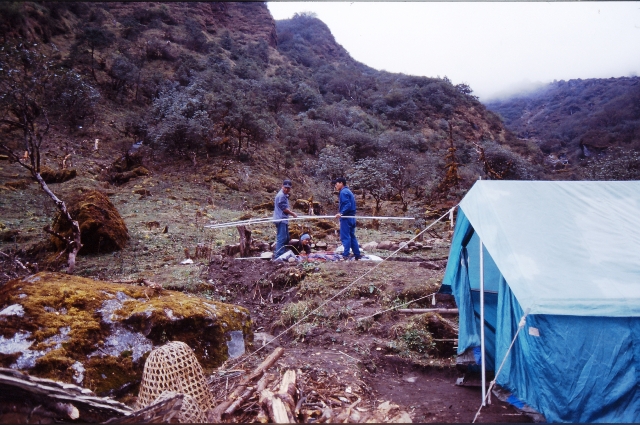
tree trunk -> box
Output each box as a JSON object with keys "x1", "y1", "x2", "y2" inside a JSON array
[{"x1": 34, "y1": 172, "x2": 82, "y2": 273}]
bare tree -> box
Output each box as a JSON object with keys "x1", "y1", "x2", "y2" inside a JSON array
[
  {"x1": 0, "y1": 41, "x2": 82, "y2": 272},
  {"x1": 430, "y1": 122, "x2": 461, "y2": 202},
  {"x1": 351, "y1": 157, "x2": 393, "y2": 215}
]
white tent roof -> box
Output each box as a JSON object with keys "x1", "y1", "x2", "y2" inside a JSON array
[{"x1": 460, "y1": 180, "x2": 640, "y2": 317}]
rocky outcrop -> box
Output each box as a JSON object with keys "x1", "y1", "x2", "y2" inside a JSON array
[{"x1": 0, "y1": 272, "x2": 252, "y2": 397}]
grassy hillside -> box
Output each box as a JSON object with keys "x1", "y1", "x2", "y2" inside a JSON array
[{"x1": 0, "y1": 2, "x2": 542, "y2": 207}]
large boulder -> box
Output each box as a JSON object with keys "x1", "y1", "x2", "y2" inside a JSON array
[
  {"x1": 50, "y1": 190, "x2": 129, "y2": 255},
  {"x1": 0, "y1": 272, "x2": 252, "y2": 397}
]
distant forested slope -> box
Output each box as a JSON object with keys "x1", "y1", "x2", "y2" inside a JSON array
[
  {"x1": 486, "y1": 77, "x2": 640, "y2": 179},
  {"x1": 1, "y1": 2, "x2": 544, "y2": 207}
]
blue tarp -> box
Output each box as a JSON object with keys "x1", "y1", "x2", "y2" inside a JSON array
[{"x1": 441, "y1": 181, "x2": 640, "y2": 423}]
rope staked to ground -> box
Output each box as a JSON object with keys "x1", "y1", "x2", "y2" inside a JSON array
[
  {"x1": 472, "y1": 309, "x2": 530, "y2": 423},
  {"x1": 219, "y1": 206, "x2": 458, "y2": 374}
]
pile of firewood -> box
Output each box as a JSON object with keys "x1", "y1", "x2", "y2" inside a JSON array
[{"x1": 206, "y1": 347, "x2": 412, "y2": 423}]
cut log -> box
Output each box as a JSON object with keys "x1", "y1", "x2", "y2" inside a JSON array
[
  {"x1": 260, "y1": 389, "x2": 294, "y2": 423},
  {"x1": 278, "y1": 369, "x2": 297, "y2": 402},
  {"x1": 275, "y1": 369, "x2": 297, "y2": 419},
  {"x1": 243, "y1": 347, "x2": 285, "y2": 383},
  {"x1": 222, "y1": 371, "x2": 275, "y2": 416},
  {"x1": 104, "y1": 393, "x2": 183, "y2": 424},
  {"x1": 223, "y1": 385, "x2": 255, "y2": 417},
  {"x1": 398, "y1": 308, "x2": 459, "y2": 314},
  {"x1": 209, "y1": 347, "x2": 284, "y2": 422}
]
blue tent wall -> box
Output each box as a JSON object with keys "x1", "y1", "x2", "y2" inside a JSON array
[
  {"x1": 497, "y1": 279, "x2": 640, "y2": 423},
  {"x1": 443, "y1": 207, "x2": 640, "y2": 422}
]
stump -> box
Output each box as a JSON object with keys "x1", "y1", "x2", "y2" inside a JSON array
[{"x1": 237, "y1": 225, "x2": 252, "y2": 257}]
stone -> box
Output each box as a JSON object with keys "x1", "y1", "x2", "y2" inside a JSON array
[
  {"x1": 361, "y1": 241, "x2": 378, "y2": 250},
  {"x1": 377, "y1": 241, "x2": 393, "y2": 250},
  {"x1": 419, "y1": 261, "x2": 443, "y2": 270},
  {"x1": 315, "y1": 241, "x2": 328, "y2": 250},
  {"x1": 0, "y1": 272, "x2": 252, "y2": 396}
]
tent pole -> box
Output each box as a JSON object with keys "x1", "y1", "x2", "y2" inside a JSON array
[{"x1": 480, "y1": 239, "x2": 486, "y2": 406}]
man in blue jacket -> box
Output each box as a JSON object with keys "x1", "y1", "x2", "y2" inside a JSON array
[
  {"x1": 332, "y1": 177, "x2": 361, "y2": 260},
  {"x1": 273, "y1": 179, "x2": 297, "y2": 257}
]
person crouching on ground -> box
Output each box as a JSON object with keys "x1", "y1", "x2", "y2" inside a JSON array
[
  {"x1": 273, "y1": 179, "x2": 297, "y2": 257},
  {"x1": 288, "y1": 233, "x2": 312, "y2": 257},
  {"x1": 333, "y1": 177, "x2": 361, "y2": 260}
]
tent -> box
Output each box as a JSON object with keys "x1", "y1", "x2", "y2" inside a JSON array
[{"x1": 441, "y1": 180, "x2": 640, "y2": 423}]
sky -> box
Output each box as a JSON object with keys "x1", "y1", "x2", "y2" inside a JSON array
[{"x1": 267, "y1": 2, "x2": 640, "y2": 102}]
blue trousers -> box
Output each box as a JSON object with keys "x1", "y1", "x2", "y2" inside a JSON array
[
  {"x1": 339, "y1": 217, "x2": 360, "y2": 258},
  {"x1": 274, "y1": 222, "x2": 289, "y2": 257}
]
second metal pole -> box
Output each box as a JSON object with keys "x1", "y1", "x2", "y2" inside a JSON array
[{"x1": 479, "y1": 238, "x2": 486, "y2": 406}]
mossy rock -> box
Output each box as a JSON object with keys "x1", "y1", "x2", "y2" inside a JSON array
[
  {"x1": 40, "y1": 165, "x2": 77, "y2": 184},
  {"x1": 314, "y1": 219, "x2": 337, "y2": 231},
  {"x1": 252, "y1": 201, "x2": 274, "y2": 211},
  {"x1": 111, "y1": 153, "x2": 144, "y2": 173},
  {"x1": 293, "y1": 199, "x2": 323, "y2": 214},
  {"x1": 111, "y1": 166, "x2": 149, "y2": 185},
  {"x1": 1, "y1": 229, "x2": 21, "y2": 242},
  {"x1": 219, "y1": 176, "x2": 239, "y2": 191},
  {"x1": 51, "y1": 190, "x2": 129, "y2": 255},
  {"x1": 5, "y1": 179, "x2": 31, "y2": 190},
  {"x1": 0, "y1": 272, "x2": 252, "y2": 397}
]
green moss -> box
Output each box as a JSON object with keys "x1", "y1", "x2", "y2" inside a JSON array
[
  {"x1": 85, "y1": 355, "x2": 141, "y2": 396},
  {"x1": 33, "y1": 348, "x2": 76, "y2": 381},
  {"x1": 0, "y1": 272, "x2": 253, "y2": 395},
  {"x1": 0, "y1": 353, "x2": 20, "y2": 368}
]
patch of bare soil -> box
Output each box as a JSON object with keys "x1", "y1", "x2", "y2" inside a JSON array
[{"x1": 204, "y1": 257, "x2": 531, "y2": 423}]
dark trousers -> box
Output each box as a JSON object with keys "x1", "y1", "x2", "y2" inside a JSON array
[{"x1": 339, "y1": 217, "x2": 360, "y2": 258}]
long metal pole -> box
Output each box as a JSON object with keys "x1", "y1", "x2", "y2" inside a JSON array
[
  {"x1": 204, "y1": 215, "x2": 415, "y2": 229},
  {"x1": 479, "y1": 238, "x2": 486, "y2": 406}
]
